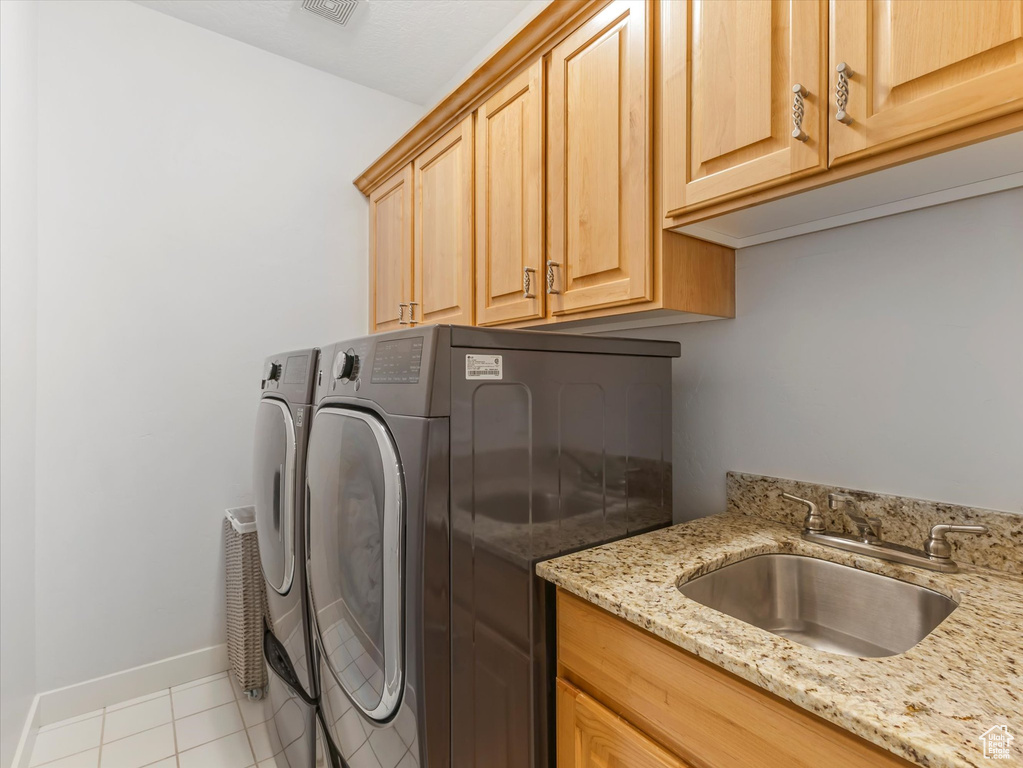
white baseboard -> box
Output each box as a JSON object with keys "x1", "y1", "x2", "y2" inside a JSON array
[
  {"x1": 36, "y1": 644, "x2": 228, "y2": 727},
  {"x1": 10, "y1": 694, "x2": 40, "y2": 768}
]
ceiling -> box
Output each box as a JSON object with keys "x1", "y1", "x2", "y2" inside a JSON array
[{"x1": 131, "y1": 0, "x2": 535, "y2": 105}]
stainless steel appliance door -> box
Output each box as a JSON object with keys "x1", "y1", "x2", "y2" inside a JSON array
[
  {"x1": 254, "y1": 398, "x2": 296, "y2": 595},
  {"x1": 306, "y1": 408, "x2": 404, "y2": 723}
]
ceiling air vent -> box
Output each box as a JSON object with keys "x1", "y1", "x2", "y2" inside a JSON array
[{"x1": 301, "y1": 0, "x2": 360, "y2": 26}]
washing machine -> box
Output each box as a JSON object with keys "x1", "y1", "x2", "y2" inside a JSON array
[
  {"x1": 304, "y1": 326, "x2": 678, "y2": 768},
  {"x1": 253, "y1": 348, "x2": 325, "y2": 767}
]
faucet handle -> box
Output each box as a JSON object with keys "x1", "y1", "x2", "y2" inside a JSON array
[
  {"x1": 924, "y1": 523, "x2": 988, "y2": 560},
  {"x1": 782, "y1": 493, "x2": 826, "y2": 533}
]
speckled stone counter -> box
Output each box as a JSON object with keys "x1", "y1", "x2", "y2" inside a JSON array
[{"x1": 537, "y1": 512, "x2": 1023, "y2": 768}]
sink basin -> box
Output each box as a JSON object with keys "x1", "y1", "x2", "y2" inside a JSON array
[{"x1": 677, "y1": 554, "x2": 957, "y2": 657}]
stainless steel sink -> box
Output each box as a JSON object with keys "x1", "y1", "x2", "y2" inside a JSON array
[{"x1": 677, "y1": 554, "x2": 957, "y2": 657}]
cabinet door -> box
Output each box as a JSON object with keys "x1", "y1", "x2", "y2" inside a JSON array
[
  {"x1": 475, "y1": 61, "x2": 545, "y2": 326},
  {"x1": 548, "y1": 0, "x2": 651, "y2": 316},
  {"x1": 830, "y1": 0, "x2": 1023, "y2": 165},
  {"x1": 662, "y1": 0, "x2": 826, "y2": 217},
  {"x1": 557, "y1": 679, "x2": 692, "y2": 768},
  {"x1": 370, "y1": 164, "x2": 413, "y2": 333},
  {"x1": 414, "y1": 115, "x2": 474, "y2": 326}
]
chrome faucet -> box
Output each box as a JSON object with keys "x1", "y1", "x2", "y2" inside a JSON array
[
  {"x1": 781, "y1": 493, "x2": 987, "y2": 573},
  {"x1": 828, "y1": 492, "x2": 882, "y2": 542}
]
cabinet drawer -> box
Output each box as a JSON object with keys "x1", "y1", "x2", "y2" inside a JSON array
[{"x1": 557, "y1": 678, "x2": 693, "y2": 768}]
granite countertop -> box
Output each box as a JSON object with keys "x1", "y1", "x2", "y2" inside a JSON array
[{"x1": 537, "y1": 512, "x2": 1023, "y2": 768}]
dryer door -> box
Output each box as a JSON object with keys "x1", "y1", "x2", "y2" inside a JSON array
[
  {"x1": 306, "y1": 408, "x2": 404, "y2": 723},
  {"x1": 253, "y1": 397, "x2": 297, "y2": 595}
]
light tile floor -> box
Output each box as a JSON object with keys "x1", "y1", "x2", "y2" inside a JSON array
[{"x1": 29, "y1": 672, "x2": 279, "y2": 768}]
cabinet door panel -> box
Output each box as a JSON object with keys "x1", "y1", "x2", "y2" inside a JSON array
[
  {"x1": 370, "y1": 165, "x2": 413, "y2": 333},
  {"x1": 662, "y1": 0, "x2": 827, "y2": 217},
  {"x1": 557, "y1": 679, "x2": 692, "y2": 768},
  {"x1": 829, "y1": 0, "x2": 1023, "y2": 164},
  {"x1": 475, "y1": 61, "x2": 545, "y2": 326},
  {"x1": 548, "y1": 0, "x2": 651, "y2": 316},
  {"x1": 414, "y1": 115, "x2": 474, "y2": 326}
]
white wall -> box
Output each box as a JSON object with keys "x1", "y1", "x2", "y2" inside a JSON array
[
  {"x1": 628, "y1": 189, "x2": 1023, "y2": 520},
  {"x1": 0, "y1": 0, "x2": 39, "y2": 760},
  {"x1": 34, "y1": 0, "x2": 421, "y2": 692}
]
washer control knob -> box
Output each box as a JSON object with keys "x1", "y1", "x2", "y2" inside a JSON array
[
  {"x1": 265, "y1": 361, "x2": 282, "y2": 382},
  {"x1": 333, "y1": 350, "x2": 358, "y2": 381}
]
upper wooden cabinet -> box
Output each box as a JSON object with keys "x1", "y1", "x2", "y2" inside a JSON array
[
  {"x1": 370, "y1": 164, "x2": 413, "y2": 333},
  {"x1": 475, "y1": 61, "x2": 545, "y2": 326},
  {"x1": 662, "y1": 0, "x2": 827, "y2": 217},
  {"x1": 362, "y1": 0, "x2": 1021, "y2": 328},
  {"x1": 413, "y1": 115, "x2": 474, "y2": 327},
  {"x1": 829, "y1": 0, "x2": 1023, "y2": 165},
  {"x1": 547, "y1": 0, "x2": 652, "y2": 316}
]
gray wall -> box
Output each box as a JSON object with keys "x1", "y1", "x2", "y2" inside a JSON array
[
  {"x1": 627, "y1": 188, "x2": 1023, "y2": 520},
  {"x1": 0, "y1": 1, "x2": 38, "y2": 761}
]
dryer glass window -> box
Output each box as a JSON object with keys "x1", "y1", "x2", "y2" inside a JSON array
[
  {"x1": 253, "y1": 399, "x2": 296, "y2": 594},
  {"x1": 306, "y1": 409, "x2": 404, "y2": 721}
]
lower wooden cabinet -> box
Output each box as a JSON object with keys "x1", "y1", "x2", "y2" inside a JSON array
[
  {"x1": 557, "y1": 679, "x2": 692, "y2": 768},
  {"x1": 556, "y1": 589, "x2": 914, "y2": 768}
]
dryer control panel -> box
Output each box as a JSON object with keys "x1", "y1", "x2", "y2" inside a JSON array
[
  {"x1": 315, "y1": 328, "x2": 445, "y2": 417},
  {"x1": 370, "y1": 336, "x2": 424, "y2": 384},
  {"x1": 261, "y1": 348, "x2": 318, "y2": 404}
]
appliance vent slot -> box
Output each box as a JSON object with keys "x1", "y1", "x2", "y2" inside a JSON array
[{"x1": 301, "y1": 0, "x2": 360, "y2": 26}]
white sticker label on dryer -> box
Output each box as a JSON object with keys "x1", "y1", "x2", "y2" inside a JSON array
[{"x1": 466, "y1": 354, "x2": 503, "y2": 380}]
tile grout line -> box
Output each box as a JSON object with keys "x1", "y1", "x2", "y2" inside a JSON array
[
  {"x1": 97, "y1": 707, "x2": 106, "y2": 767},
  {"x1": 168, "y1": 686, "x2": 181, "y2": 768},
  {"x1": 38, "y1": 673, "x2": 245, "y2": 768},
  {"x1": 91, "y1": 703, "x2": 185, "y2": 745},
  {"x1": 169, "y1": 677, "x2": 252, "y2": 761},
  {"x1": 231, "y1": 671, "x2": 259, "y2": 767},
  {"x1": 34, "y1": 674, "x2": 240, "y2": 768},
  {"x1": 26, "y1": 713, "x2": 105, "y2": 768}
]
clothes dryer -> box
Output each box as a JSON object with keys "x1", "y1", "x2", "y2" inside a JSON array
[{"x1": 305, "y1": 327, "x2": 679, "y2": 768}]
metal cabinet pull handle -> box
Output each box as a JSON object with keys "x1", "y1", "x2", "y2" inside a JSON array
[
  {"x1": 835, "y1": 62, "x2": 853, "y2": 124},
  {"x1": 523, "y1": 267, "x2": 536, "y2": 299},
  {"x1": 398, "y1": 303, "x2": 408, "y2": 325},
  {"x1": 408, "y1": 301, "x2": 418, "y2": 325},
  {"x1": 791, "y1": 84, "x2": 808, "y2": 142},
  {"x1": 546, "y1": 260, "x2": 561, "y2": 295}
]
